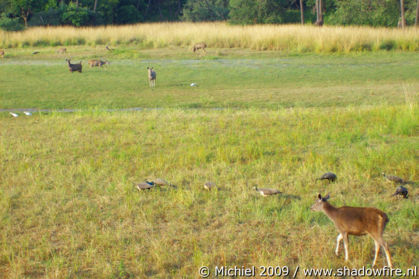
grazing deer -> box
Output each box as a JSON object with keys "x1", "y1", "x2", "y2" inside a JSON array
[
  {"x1": 193, "y1": 42, "x2": 207, "y2": 53},
  {"x1": 66, "y1": 59, "x2": 82, "y2": 73},
  {"x1": 57, "y1": 48, "x2": 67, "y2": 54},
  {"x1": 311, "y1": 194, "x2": 392, "y2": 268},
  {"x1": 88, "y1": 59, "x2": 109, "y2": 68},
  {"x1": 147, "y1": 67, "x2": 156, "y2": 88},
  {"x1": 0, "y1": 49, "x2": 4, "y2": 58}
]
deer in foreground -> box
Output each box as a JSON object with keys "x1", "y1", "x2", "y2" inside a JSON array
[
  {"x1": 193, "y1": 42, "x2": 207, "y2": 53},
  {"x1": 147, "y1": 67, "x2": 156, "y2": 88},
  {"x1": 0, "y1": 49, "x2": 4, "y2": 58},
  {"x1": 88, "y1": 59, "x2": 109, "y2": 68},
  {"x1": 66, "y1": 59, "x2": 82, "y2": 73},
  {"x1": 57, "y1": 48, "x2": 67, "y2": 54},
  {"x1": 311, "y1": 194, "x2": 392, "y2": 268}
]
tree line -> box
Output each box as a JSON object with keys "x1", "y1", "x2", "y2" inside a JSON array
[{"x1": 1, "y1": 0, "x2": 418, "y2": 31}]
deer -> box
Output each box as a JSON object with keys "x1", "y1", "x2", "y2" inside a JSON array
[
  {"x1": 65, "y1": 59, "x2": 82, "y2": 73},
  {"x1": 311, "y1": 194, "x2": 392, "y2": 268},
  {"x1": 88, "y1": 59, "x2": 109, "y2": 68},
  {"x1": 147, "y1": 67, "x2": 156, "y2": 88},
  {"x1": 57, "y1": 48, "x2": 67, "y2": 54},
  {"x1": 0, "y1": 49, "x2": 4, "y2": 58},
  {"x1": 193, "y1": 42, "x2": 207, "y2": 53}
]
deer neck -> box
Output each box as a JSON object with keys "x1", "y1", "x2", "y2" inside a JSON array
[{"x1": 321, "y1": 202, "x2": 339, "y2": 221}]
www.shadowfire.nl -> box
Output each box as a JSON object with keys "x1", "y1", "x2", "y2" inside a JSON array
[{"x1": 303, "y1": 266, "x2": 417, "y2": 277}]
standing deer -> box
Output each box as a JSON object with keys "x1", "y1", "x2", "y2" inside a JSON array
[
  {"x1": 88, "y1": 59, "x2": 109, "y2": 68},
  {"x1": 0, "y1": 49, "x2": 4, "y2": 58},
  {"x1": 311, "y1": 194, "x2": 392, "y2": 268},
  {"x1": 57, "y1": 48, "x2": 67, "y2": 54},
  {"x1": 147, "y1": 67, "x2": 156, "y2": 88},
  {"x1": 193, "y1": 42, "x2": 207, "y2": 53},
  {"x1": 66, "y1": 59, "x2": 82, "y2": 73}
]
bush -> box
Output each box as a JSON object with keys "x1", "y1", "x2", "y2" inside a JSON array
[{"x1": 0, "y1": 14, "x2": 24, "y2": 31}]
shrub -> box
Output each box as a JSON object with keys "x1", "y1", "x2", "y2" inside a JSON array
[{"x1": 0, "y1": 14, "x2": 24, "y2": 31}]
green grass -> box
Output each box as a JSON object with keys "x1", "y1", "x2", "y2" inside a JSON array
[
  {"x1": 0, "y1": 47, "x2": 418, "y2": 278},
  {"x1": 1, "y1": 48, "x2": 418, "y2": 109}
]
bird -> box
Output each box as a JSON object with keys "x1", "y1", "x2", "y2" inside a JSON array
[
  {"x1": 392, "y1": 185, "x2": 408, "y2": 199},
  {"x1": 23, "y1": 111, "x2": 32, "y2": 116},
  {"x1": 106, "y1": 45, "x2": 114, "y2": 51},
  {"x1": 135, "y1": 181, "x2": 155, "y2": 191},
  {"x1": 190, "y1": 83, "x2": 197, "y2": 87},
  {"x1": 152, "y1": 178, "x2": 176, "y2": 188},
  {"x1": 9, "y1": 112, "x2": 19, "y2": 117},
  {"x1": 316, "y1": 172, "x2": 337, "y2": 183},
  {"x1": 32, "y1": 51, "x2": 40, "y2": 55},
  {"x1": 253, "y1": 186, "x2": 281, "y2": 197},
  {"x1": 204, "y1": 181, "x2": 216, "y2": 191},
  {"x1": 382, "y1": 173, "x2": 408, "y2": 184}
]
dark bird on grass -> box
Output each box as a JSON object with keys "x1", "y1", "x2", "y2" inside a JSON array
[
  {"x1": 106, "y1": 45, "x2": 114, "y2": 51},
  {"x1": 135, "y1": 181, "x2": 155, "y2": 191},
  {"x1": 316, "y1": 172, "x2": 337, "y2": 183},
  {"x1": 382, "y1": 173, "x2": 413, "y2": 184},
  {"x1": 392, "y1": 185, "x2": 408, "y2": 199},
  {"x1": 253, "y1": 186, "x2": 281, "y2": 197},
  {"x1": 204, "y1": 181, "x2": 216, "y2": 191},
  {"x1": 32, "y1": 51, "x2": 40, "y2": 55}
]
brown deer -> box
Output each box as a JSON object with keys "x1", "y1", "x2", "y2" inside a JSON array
[
  {"x1": 88, "y1": 59, "x2": 109, "y2": 68},
  {"x1": 311, "y1": 194, "x2": 392, "y2": 267},
  {"x1": 57, "y1": 48, "x2": 67, "y2": 54},
  {"x1": 0, "y1": 49, "x2": 4, "y2": 58},
  {"x1": 193, "y1": 42, "x2": 207, "y2": 53},
  {"x1": 147, "y1": 67, "x2": 156, "y2": 88},
  {"x1": 66, "y1": 59, "x2": 82, "y2": 73}
]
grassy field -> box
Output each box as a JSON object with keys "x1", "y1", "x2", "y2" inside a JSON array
[
  {"x1": 1, "y1": 49, "x2": 418, "y2": 109},
  {"x1": 0, "y1": 43, "x2": 418, "y2": 278},
  {"x1": 1, "y1": 23, "x2": 418, "y2": 52}
]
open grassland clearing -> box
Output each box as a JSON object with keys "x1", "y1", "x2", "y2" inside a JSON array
[
  {"x1": 1, "y1": 51, "x2": 418, "y2": 109},
  {"x1": 1, "y1": 23, "x2": 418, "y2": 53},
  {"x1": 0, "y1": 105, "x2": 418, "y2": 278}
]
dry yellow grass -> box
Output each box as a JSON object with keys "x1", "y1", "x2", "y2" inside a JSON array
[{"x1": 1, "y1": 22, "x2": 418, "y2": 52}]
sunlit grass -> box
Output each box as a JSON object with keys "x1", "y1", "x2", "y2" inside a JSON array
[
  {"x1": 0, "y1": 105, "x2": 417, "y2": 278},
  {"x1": 1, "y1": 22, "x2": 418, "y2": 52}
]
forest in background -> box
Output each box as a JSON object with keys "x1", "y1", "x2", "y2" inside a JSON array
[{"x1": 0, "y1": 0, "x2": 418, "y2": 31}]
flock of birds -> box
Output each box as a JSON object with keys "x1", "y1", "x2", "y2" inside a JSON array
[
  {"x1": 9, "y1": 111, "x2": 32, "y2": 118},
  {"x1": 135, "y1": 171, "x2": 413, "y2": 199}
]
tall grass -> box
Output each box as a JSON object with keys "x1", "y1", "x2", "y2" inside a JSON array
[{"x1": 1, "y1": 22, "x2": 418, "y2": 52}]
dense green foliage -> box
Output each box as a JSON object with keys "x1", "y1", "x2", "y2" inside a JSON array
[{"x1": 0, "y1": 0, "x2": 417, "y2": 28}]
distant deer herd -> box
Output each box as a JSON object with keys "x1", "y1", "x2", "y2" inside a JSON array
[{"x1": 0, "y1": 43, "x2": 208, "y2": 88}]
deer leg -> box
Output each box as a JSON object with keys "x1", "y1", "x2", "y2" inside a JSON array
[
  {"x1": 342, "y1": 233, "x2": 349, "y2": 261},
  {"x1": 335, "y1": 233, "x2": 343, "y2": 256},
  {"x1": 380, "y1": 241, "x2": 393, "y2": 268},
  {"x1": 372, "y1": 240, "x2": 380, "y2": 267}
]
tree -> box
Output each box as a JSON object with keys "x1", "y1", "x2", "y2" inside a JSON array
[
  {"x1": 300, "y1": 0, "x2": 304, "y2": 24},
  {"x1": 182, "y1": 0, "x2": 229, "y2": 21},
  {"x1": 11, "y1": 0, "x2": 47, "y2": 26},
  {"x1": 229, "y1": 0, "x2": 285, "y2": 24},
  {"x1": 400, "y1": 0, "x2": 406, "y2": 27},
  {"x1": 416, "y1": 0, "x2": 419, "y2": 26},
  {"x1": 315, "y1": 0, "x2": 323, "y2": 25}
]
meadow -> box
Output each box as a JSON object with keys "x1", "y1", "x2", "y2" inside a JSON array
[{"x1": 0, "y1": 25, "x2": 418, "y2": 278}]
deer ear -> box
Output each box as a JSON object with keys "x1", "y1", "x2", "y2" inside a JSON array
[{"x1": 318, "y1": 194, "x2": 322, "y2": 200}]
